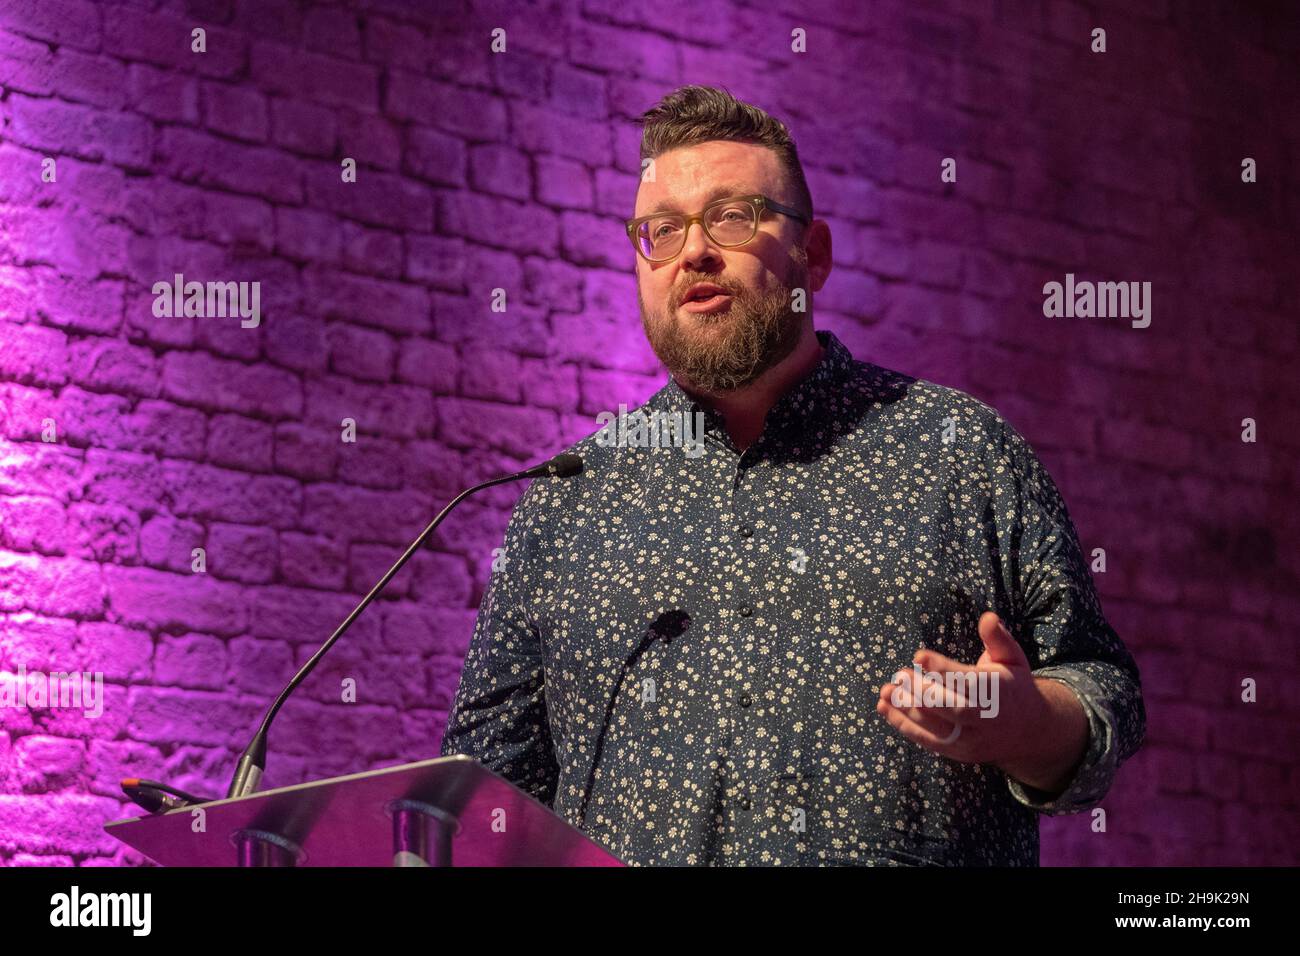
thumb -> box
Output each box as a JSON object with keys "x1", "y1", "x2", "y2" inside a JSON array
[{"x1": 978, "y1": 611, "x2": 1026, "y2": 667}]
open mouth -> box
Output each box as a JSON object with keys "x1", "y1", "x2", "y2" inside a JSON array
[{"x1": 681, "y1": 287, "x2": 734, "y2": 312}]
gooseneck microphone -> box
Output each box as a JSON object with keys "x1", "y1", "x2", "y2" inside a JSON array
[{"x1": 222, "y1": 452, "x2": 584, "y2": 800}]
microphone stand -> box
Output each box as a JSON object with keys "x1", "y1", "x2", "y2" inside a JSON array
[{"x1": 222, "y1": 453, "x2": 582, "y2": 799}]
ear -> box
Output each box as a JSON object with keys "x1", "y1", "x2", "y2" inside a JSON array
[{"x1": 803, "y1": 220, "x2": 833, "y2": 292}]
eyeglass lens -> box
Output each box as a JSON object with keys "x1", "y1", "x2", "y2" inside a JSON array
[{"x1": 635, "y1": 201, "x2": 756, "y2": 259}]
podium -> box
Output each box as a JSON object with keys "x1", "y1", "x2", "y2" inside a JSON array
[{"x1": 104, "y1": 755, "x2": 625, "y2": 867}]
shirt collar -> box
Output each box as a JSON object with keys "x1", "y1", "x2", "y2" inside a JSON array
[{"x1": 648, "y1": 329, "x2": 857, "y2": 451}]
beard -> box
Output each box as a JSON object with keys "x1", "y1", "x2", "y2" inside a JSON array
[{"x1": 638, "y1": 248, "x2": 809, "y2": 393}]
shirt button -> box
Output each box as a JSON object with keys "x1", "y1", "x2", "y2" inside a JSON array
[
  {"x1": 739, "y1": 693, "x2": 752, "y2": 707},
  {"x1": 739, "y1": 797, "x2": 752, "y2": 811},
  {"x1": 738, "y1": 605, "x2": 752, "y2": 617},
  {"x1": 737, "y1": 524, "x2": 753, "y2": 538}
]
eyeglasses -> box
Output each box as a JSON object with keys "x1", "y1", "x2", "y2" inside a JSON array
[{"x1": 625, "y1": 194, "x2": 811, "y2": 263}]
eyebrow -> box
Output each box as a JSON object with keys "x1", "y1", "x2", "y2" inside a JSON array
[{"x1": 640, "y1": 184, "x2": 756, "y2": 217}]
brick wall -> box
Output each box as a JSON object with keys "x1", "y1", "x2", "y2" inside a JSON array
[{"x1": 1, "y1": 0, "x2": 1297, "y2": 866}]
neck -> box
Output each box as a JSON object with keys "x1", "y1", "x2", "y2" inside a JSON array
[{"x1": 676, "y1": 323, "x2": 823, "y2": 452}]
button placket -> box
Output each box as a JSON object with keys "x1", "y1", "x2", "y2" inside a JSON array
[{"x1": 725, "y1": 446, "x2": 767, "y2": 829}]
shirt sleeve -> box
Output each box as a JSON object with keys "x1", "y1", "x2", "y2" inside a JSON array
[
  {"x1": 438, "y1": 497, "x2": 559, "y2": 806},
  {"x1": 983, "y1": 415, "x2": 1147, "y2": 815}
]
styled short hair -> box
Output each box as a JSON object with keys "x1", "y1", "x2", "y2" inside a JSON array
[{"x1": 636, "y1": 85, "x2": 814, "y2": 221}]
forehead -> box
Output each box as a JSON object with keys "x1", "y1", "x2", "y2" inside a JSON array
[{"x1": 634, "y1": 140, "x2": 783, "y2": 217}]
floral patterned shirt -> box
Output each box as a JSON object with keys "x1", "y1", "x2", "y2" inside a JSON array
[{"x1": 440, "y1": 329, "x2": 1146, "y2": 866}]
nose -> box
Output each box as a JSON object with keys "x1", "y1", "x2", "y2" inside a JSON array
[{"x1": 677, "y1": 220, "x2": 723, "y2": 275}]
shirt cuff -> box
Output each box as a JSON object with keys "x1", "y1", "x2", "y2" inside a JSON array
[{"x1": 1005, "y1": 666, "x2": 1118, "y2": 815}]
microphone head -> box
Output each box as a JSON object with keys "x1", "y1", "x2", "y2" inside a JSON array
[
  {"x1": 518, "y1": 453, "x2": 584, "y2": 480},
  {"x1": 548, "y1": 453, "x2": 583, "y2": 478}
]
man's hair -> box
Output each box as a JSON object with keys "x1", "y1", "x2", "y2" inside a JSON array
[{"x1": 636, "y1": 85, "x2": 814, "y2": 222}]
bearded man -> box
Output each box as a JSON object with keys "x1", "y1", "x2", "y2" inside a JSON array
[{"x1": 440, "y1": 85, "x2": 1145, "y2": 867}]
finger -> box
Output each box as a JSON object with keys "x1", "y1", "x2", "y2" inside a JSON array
[
  {"x1": 875, "y1": 695, "x2": 964, "y2": 752},
  {"x1": 879, "y1": 681, "x2": 974, "y2": 738},
  {"x1": 912, "y1": 648, "x2": 972, "y2": 675},
  {"x1": 977, "y1": 611, "x2": 1026, "y2": 667},
  {"x1": 895, "y1": 699, "x2": 964, "y2": 739},
  {"x1": 890, "y1": 668, "x2": 982, "y2": 724}
]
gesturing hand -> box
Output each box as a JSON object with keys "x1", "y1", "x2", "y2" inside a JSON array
[{"x1": 875, "y1": 611, "x2": 1088, "y2": 793}]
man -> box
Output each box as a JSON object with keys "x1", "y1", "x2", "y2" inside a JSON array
[{"x1": 440, "y1": 85, "x2": 1145, "y2": 866}]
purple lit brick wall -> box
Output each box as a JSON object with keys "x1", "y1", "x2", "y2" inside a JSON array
[{"x1": 1, "y1": 0, "x2": 1298, "y2": 866}]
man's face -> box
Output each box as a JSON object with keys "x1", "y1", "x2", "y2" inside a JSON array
[{"x1": 633, "y1": 140, "x2": 811, "y2": 393}]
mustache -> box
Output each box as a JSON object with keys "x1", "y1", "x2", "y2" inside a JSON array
[{"x1": 672, "y1": 278, "x2": 742, "y2": 307}]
